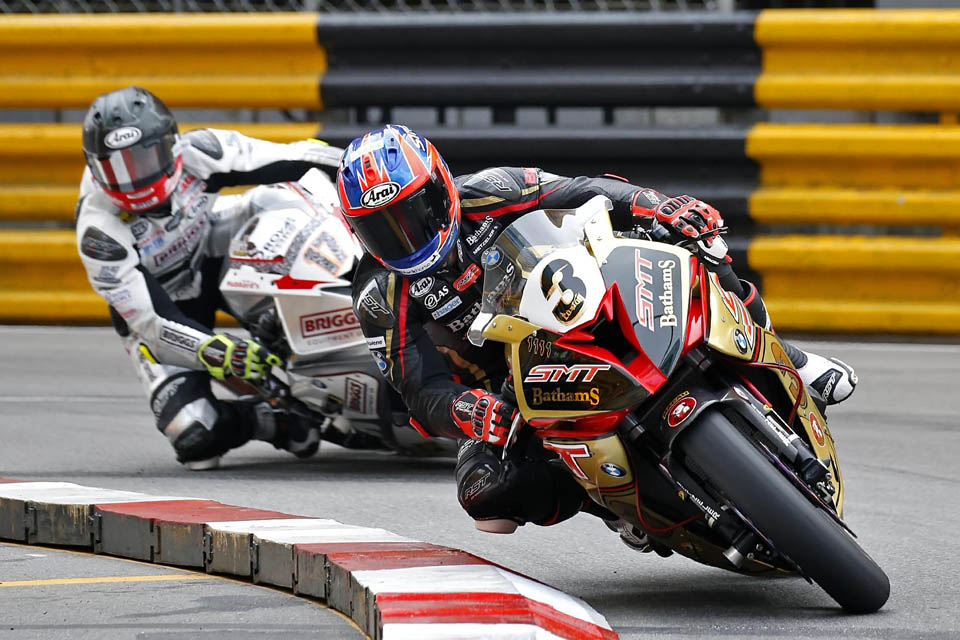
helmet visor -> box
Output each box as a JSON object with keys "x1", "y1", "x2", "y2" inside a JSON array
[
  {"x1": 349, "y1": 169, "x2": 453, "y2": 263},
  {"x1": 88, "y1": 132, "x2": 177, "y2": 193}
]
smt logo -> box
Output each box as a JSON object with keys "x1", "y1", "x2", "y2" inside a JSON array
[
  {"x1": 360, "y1": 182, "x2": 401, "y2": 208},
  {"x1": 524, "y1": 363, "x2": 611, "y2": 384},
  {"x1": 300, "y1": 308, "x2": 360, "y2": 338}
]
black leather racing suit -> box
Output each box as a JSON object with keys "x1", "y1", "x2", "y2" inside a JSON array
[{"x1": 352, "y1": 167, "x2": 761, "y2": 526}]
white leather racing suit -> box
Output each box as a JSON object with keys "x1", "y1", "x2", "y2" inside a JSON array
[{"x1": 75, "y1": 128, "x2": 343, "y2": 464}]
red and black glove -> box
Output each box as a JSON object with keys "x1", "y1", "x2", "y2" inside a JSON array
[
  {"x1": 653, "y1": 195, "x2": 724, "y2": 245},
  {"x1": 451, "y1": 389, "x2": 517, "y2": 445}
]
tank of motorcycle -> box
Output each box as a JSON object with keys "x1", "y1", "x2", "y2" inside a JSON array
[{"x1": 221, "y1": 204, "x2": 365, "y2": 358}]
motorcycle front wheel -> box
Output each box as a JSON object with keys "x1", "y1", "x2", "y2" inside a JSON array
[{"x1": 678, "y1": 409, "x2": 890, "y2": 613}]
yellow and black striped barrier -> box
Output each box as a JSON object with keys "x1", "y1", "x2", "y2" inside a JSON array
[{"x1": 3, "y1": 10, "x2": 960, "y2": 332}]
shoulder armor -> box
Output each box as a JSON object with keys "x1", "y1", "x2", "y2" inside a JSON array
[
  {"x1": 353, "y1": 271, "x2": 396, "y2": 329},
  {"x1": 80, "y1": 226, "x2": 128, "y2": 261},
  {"x1": 458, "y1": 167, "x2": 526, "y2": 201},
  {"x1": 182, "y1": 129, "x2": 224, "y2": 160}
]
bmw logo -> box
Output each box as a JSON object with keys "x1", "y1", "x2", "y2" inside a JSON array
[
  {"x1": 601, "y1": 463, "x2": 626, "y2": 478},
  {"x1": 734, "y1": 329, "x2": 749, "y2": 354},
  {"x1": 483, "y1": 247, "x2": 502, "y2": 268}
]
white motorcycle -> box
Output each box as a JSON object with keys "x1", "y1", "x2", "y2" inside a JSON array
[{"x1": 217, "y1": 169, "x2": 453, "y2": 456}]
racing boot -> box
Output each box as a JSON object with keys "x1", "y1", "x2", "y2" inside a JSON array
[
  {"x1": 780, "y1": 342, "x2": 858, "y2": 406},
  {"x1": 737, "y1": 279, "x2": 857, "y2": 406},
  {"x1": 251, "y1": 402, "x2": 321, "y2": 458}
]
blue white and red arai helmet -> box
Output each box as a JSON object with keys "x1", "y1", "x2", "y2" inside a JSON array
[{"x1": 337, "y1": 125, "x2": 460, "y2": 276}]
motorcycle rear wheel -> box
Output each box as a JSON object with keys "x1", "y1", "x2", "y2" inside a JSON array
[{"x1": 679, "y1": 409, "x2": 890, "y2": 613}]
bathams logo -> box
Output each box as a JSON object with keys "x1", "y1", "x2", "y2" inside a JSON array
[
  {"x1": 105, "y1": 127, "x2": 143, "y2": 149},
  {"x1": 360, "y1": 182, "x2": 401, "y2": 208}
]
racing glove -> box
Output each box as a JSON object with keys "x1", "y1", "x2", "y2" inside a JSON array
[
  {"x1": 653, "y1": 195, "x2": 724, "y2": 244},
  {"x1": 197, "y1": 334, "x2": 283, "y2": 380},
  {"x1": 451, "y1": 389, "x2": 518, "y2": 446}
]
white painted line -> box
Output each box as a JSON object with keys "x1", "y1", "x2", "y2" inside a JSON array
[
  {"x1": 352, "y1": 564, "x2": 609, "y2": 628},
  {"x1": 0, "y1": 482, "x2": 200, "y2": 505},
  {"x1": 381, "y1": 623, "x2": 565, "y2": 640},
  {"x1": 206, "y1": 518, "x2": 413, "y2": 544}
]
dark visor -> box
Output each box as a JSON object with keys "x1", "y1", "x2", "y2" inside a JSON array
[
  {"x1": 88, "y1": 133, "x2": 177, "y2": 193},
  {"x1": 349, "y1": 169, "x2": 452, "y2": 263}
]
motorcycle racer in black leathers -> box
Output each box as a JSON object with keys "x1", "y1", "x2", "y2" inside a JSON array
[
  {"x1": 338, "y1": 125, "x2": 857, "y2": 536},
  {"x1": 76, "y1": 86, "x2": 343, "y2": 469}
]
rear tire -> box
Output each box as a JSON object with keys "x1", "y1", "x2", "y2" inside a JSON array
[{"x1": 679, "y1": 409, "x2": 889, "y2": 613}]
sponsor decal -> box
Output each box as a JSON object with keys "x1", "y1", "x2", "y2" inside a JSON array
[
  {"x1": 431, "y1": 296, "x2": 462, "y2": 319},
  {"x1": 635, "y1": 252, "x2": 654, "y2": 332},
  {"x1": 345, "y1": 377, "x2": 368, "y2": 414},
  {"x1": 153, "y1": 218, "x2": 206, "y2": 267},
  {"x1": 820, "y1": 371, "x2": 839, "y2": 401},
  {"x1": 225, "y1": 279, "x2": 259, "y2": 289},
  {"x1": 371, "y1": 350, "x2": 388, "y2": 374},
  {"x1": 478, "y1": 171, "x2": 511, "y2": 192},
  {"x1": 130, "y1": 219, "x2": 150, "y2": 239},
  {"x1": 666, "y1": 396, "x2": 697, "y2": 428},
  {"x1": 732, "y1": 385, "x2": 750, "y2": 401},
  {"x1": 151, "y1": 376, "x2": 186, "y2": 417},
  {"x1": 523, "y1": 167, "x2": 538, "y2": 185},
  {"x1": 530, "y1": 387, "x2": 601, "y2": 407},
  {"x1": 304, "y1": 231, "x2": 347, "y2": 273},
  {"x1": 365, "y1": 335, "x2": 386, "y2": 349},
  {"x1": 601, "y1": 463, "x2": 626, "y2": 478},
  {"x1": 483, "y1": 247, "x2": 502, "y2": 268},
  {"x1": 423, "y1": 285, "x2": 451, "y2": 310},
  {"x1": 103, "y1": 288, "x2": 132, "y2": 306},
  {"x1": 454, "y1": 264, "x2": 482, "y2": 291},
  {"x1": 360, "y1": 181, "x2": 401, "y2": 208},
  {"x1": 409, "y1": 277, "x2": 434, "y2": 298},
  {"x1": 261, "y1": 216, "x2": 299, "y2": 258},
  {"x1": 713, "y1": 272, "x2": 756, "y2": 349},
  {"x1": 447, "y1": 300, "x2": 482, "y2": 333},
  {"x1": 129, "y1": 196, "x2": 159, "y2": 211},
  {"x1": 357, "y1": 281, "x2": 395, "y2": 327},
  {"x1": 300, "y1": 308, "x2": 360, "y2": 338},
  {"x1": 104, "y1": 126, "x2": 142, "y2": 149},
  {"x1": 525, "y1": 335, "x2": 552, "y2": 358},
  {"x1": 80, "y1": 226, "x2": 128, "y2": 262},
  {"x1": 734, "y1": 329, "x2": 749, "y2": 354},
  {"x1": 159, "y1": 327, "x2": 199, "y2": 353},
  {"x1": 641, "y1": 189, "x2": 662, "y2": 206},
  {"x1": 466, "y1": 216, "x2": 495, "y2": 246},
  {"x1": 540, "y1": 259, "x2": 586, "y2": 325},
  {"x1": 93, "y1": 265, "x2": 121, "y2": 284},
  {"x1": 541, "y1": 441, "x2": 592, "y2": 480},
  {"x1": 809, "y1": 411, "x2": 825, "y2": 446},
  {"x1": 658, "y1": 259, "x2": 677, "y2": 328},
  {"x1": 524, "y1": 363, "x2": 611, "y2": 384}
]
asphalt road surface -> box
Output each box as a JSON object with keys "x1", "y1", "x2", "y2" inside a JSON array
[{"x1": 1, "y1": 327, "x2": 959, "y2": 639}]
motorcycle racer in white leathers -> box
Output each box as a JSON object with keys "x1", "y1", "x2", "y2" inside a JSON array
[{"x1": 76, "y1": 86, "x2": 343, "y2": 469}]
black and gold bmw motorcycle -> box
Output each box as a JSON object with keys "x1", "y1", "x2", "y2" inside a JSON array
[{"x1": 467, "y1": 196, "x2": 889, "y2": 613}]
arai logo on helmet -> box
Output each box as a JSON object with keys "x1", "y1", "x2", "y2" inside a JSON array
[
  {"x1": 360, "y1": 182, "x2": 401, "y2": 209},
  {"x1": 105, "y1": 127, "x2": 143, "y2": 149}
]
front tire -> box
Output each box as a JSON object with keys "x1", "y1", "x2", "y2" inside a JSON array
[{"x1": 679, "y1": 409, "x2": 889, "y2": 613}]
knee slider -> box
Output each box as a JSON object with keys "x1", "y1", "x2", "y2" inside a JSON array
[{"x1": 172, "y1": 422, "x2": 224, "y2": 463}]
